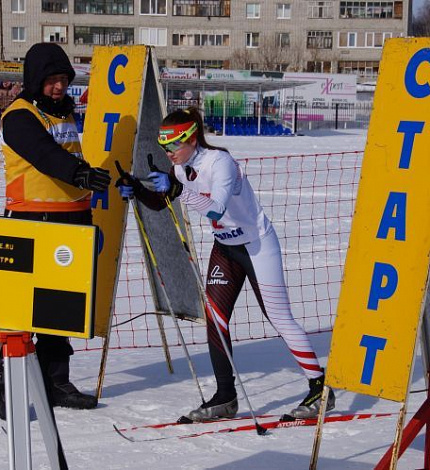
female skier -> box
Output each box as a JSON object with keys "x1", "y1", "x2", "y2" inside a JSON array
[{"x1": 116, "y1": 107, "x2": 335, "y2": 421}]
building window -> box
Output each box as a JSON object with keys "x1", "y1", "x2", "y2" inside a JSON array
[
  {"x1": 12, "y1": 0, "x2": 25, "y2": 13},
  {"x1": 172, "y1": 59, "x2": 225, "y2": 68},
  {"x1": 246, "y1": 32, "x2": 259, "y2": 48},
  {"x1": 42, "y1": 0, "x2": 68, "y2": 12},
  {"x1": 74, "y1": 26, "x2": 134, "y2": 45},
  {"x1": 347, "y1": 32, "x2": 357, "y2": 47},
  {"x1": 339, "y1": 31, "x2": 393, "y2": 48},
  {"x1": 12, "y1": 27, "x2": 25, "y2": 41},
  {"x1": 277, "y1": 3, "x2": 291, "y2": 18},
  {"x1": 308, "y1": 1, "x2": 333, "y2": 18},
  {"x1": 140, "y1": 27, "x2": 167, "y2": 46},
  {"x1": 43, "y1": 25, "x2": 68, "y2": 43},
  {"x1": 74, "y1": 56, "x2": 92, "y2": 64},
  {"x1": 338, "y1": 60, "x2": 379, "y2": 77},
  {"x1": 75, "y1": 1, "x2": 133, "y2": 14},
  {"x1": 277, "y1": 32, "x2": 290, "y2": 48},
  {"x1": 393, "y1": 1, "x2": 402, "y2": 17},
  {"x1": 172, "y1": 32, "x2": 230, "y2": 47},
  {"x1": 366, "y1": 31, "x2": 388, "y2": 47},
  {"x1": 246, "y1": 3, "x2": 260, "y2": 18},
  {"x1": 173, "y1": 0, "x2": 230, "y2": 17},
  {"x1": 307, "y1": 31, "x2": 332, "y2": 49},
  {"x1": 339, "y1": 1, "x2": 401, "y2": 18},
  {"x1": 141, "y1": 0, "x2": 166, "y2": 14},
  {"x1": 307, "y1": 61, "x2": 332, "y2": 72}
]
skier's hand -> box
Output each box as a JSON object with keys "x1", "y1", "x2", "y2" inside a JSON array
[
  {"x1": 114, "y1": 161, "x2": 142, "y2": 200},
  {"x1": 147, "y1": 171, "x2": 171, "y2": 193},
  {"x1": 118, "y1": 185, "x2": 135, "y2": 199},
  {"x1": 115, "y1": 173, "x2": 141, "y2": 200}
]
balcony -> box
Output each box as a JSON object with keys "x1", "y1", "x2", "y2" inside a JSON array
[{"x1": 173, "y1": 0, "x2": 231, "y2": 17}]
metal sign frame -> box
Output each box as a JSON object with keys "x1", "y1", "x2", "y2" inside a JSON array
[{"x1": 310, "y1": 37, "x2": 430, "y2": 470}]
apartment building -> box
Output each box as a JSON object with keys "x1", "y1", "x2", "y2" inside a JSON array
[{"x1": 2, "y1": 0, "x2": 410, "y2": 81}]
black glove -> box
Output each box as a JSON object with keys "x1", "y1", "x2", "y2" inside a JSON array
[{"x1": 73, "y1": 165, "x2": 111, "y2": 192}]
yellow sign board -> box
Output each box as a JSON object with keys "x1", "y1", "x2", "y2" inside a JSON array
[
  {"x1": 0, "y1": 218, "x2": 98, "y2": 339},
  {"x1": 0, "y1": 61, "x2": 23, "y2": 73},
  {"x1": 326, "y1": 38, "x2": 430, "y2": 402},
  {"x1": 82, "y1": 45, "x2": 148, "y2": 336}
]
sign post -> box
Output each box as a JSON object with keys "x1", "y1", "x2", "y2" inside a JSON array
[
  {"x1": 310, "y1": 38, "x2": 430, "y2": 469},
  {"x1": 0, "y1": 218, "x2": 98, "y2": 469},
  {"x1": 83, "y1": 46, "x2": 206, "y2": 396}
]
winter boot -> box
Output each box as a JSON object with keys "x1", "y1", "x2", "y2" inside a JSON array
[
  {"x1": 285, "y1": 374, "x2": 335, "y2": 420},
  {"x1": 36, "y1": 352, "x2": 97, "y2": 410},
  {"x1": 51, "y1": 381, "x2": 98, "y2": 410},
  {"x1": 188, "y1": 390, "x2": 238, "y2": 422}
]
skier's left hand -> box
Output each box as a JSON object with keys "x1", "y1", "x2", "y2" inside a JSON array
[{"x1": 147, "y1": 171, "x2": 171, "y2": 193}]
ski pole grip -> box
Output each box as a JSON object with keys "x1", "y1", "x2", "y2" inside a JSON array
[
  {"x1": 114, "y1": 160, "x2": 131, "y2": 201},
  {"x1": 147, "y1": 153, "x2": 159, "y2": 172}
]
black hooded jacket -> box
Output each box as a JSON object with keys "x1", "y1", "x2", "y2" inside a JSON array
[{"x1": 2, "y1": 43, "x2": 85, "y2": 186}]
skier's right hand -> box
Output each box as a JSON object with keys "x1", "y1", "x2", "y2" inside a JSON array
[
  {"x1": 118, "y1": 184, "x2": 135, "y2": 199},
  {"x1": 114, "y1": 161, "x2": 142, "y2": 200}
]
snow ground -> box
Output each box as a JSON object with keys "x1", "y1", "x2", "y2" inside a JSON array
[{"x1": 1, "y1": 128, "x2": 428, "y2": 470}]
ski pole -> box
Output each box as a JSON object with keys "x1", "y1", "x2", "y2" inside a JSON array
[
  {"x1": 115, "y1": 161, "x2": 206, "y2": 406},
  {"x1": 147, "y1": 156, "x2": 266, "y2": 436}
]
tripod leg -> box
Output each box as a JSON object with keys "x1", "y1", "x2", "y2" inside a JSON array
[
  {"x1": 4, "y1": 355, "x2": 32, "y2": 470},
  {"x1": 27, "y1": 354, "x2": 68, "y2": 470}
]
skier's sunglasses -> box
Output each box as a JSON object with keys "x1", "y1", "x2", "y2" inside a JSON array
[
  {"x1": 158, "y1": 122, "x2": 197, "y2": 153},
  {"x1": 158, "y1": 139, "x2": 184, "y2": 153}
]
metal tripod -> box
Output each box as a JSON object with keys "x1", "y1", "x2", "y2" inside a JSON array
[{"x1": 1, "y1": 331, "x2": 68, "y2": 470}]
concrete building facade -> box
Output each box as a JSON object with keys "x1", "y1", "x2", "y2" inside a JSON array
[{"x1": 1, "y1": 0, "x2": 410, "y2": 81}]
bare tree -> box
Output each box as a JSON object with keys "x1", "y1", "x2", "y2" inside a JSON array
[
  {"x1": 229, "y1": 34, "x2": 306, "y2": 72},
  {"x1": 255, "y1": 36, "x2": 289, "y2": 71},
  {"x1": 412, "y1": 0, "x2": 430, "y2": 36},
  {"x1": 286, "y1": 37, "x2": 305, "y2": 72},
  {"x1": 229, "y1": 48, "x2": 253, "y2": 70}
]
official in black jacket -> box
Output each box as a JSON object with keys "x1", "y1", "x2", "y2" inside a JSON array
[{"x1": 0, "y1": 43, "x2": 111, "y2": 417}]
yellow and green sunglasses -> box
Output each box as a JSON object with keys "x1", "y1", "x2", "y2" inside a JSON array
[{"x1": 158, "y1": 121, "x2": 197, "y2": 152}]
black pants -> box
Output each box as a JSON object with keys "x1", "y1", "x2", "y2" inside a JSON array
[
  {"x1": 205, "y1": 240, "x2": 264, "y2": 391},
  {"x1": 3, "y1": 209, "x2": 93, "y2": 391}
]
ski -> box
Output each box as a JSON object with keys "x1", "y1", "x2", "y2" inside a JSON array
[
  {"x1": 115, "y1": 413, "x2": 277, "y2": 433},
  {"x1": 113, "y1": 412, "x2": 394, "y2": 442}
]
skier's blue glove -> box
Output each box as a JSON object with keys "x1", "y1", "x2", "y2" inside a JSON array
[
  {"x1": 118, "y1": 185, "x2": 135, "y2": 199},
  {"x1": 148, "y1": 171, "x2": 171, "y2": 193},
  {"x1": 114, "y1": 166, "x2": 142, "y2": 201}
]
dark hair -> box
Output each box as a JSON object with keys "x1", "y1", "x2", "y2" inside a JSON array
[{"x1": 161, "y1": 107, "x2": 228, "y2": 152}]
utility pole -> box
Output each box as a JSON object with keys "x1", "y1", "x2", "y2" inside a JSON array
[{"x1": 0, "y1": 0, "x2": 4, "y2": 60}]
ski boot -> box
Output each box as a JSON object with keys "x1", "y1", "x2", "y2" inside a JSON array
[
  {"x1": 282, "y1": 373, "x2": 335, "y2": 420},
  {"x1": 187, "y1": 391, "x2": 238, "y2": 422}
]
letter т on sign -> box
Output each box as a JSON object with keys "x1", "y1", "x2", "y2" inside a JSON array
[
  {"x1": 326, "y1": 38, "x2": 430, "y2": 402},
  {"x1": 81, "y1": 46, "x2": 147, "y2": 337}
]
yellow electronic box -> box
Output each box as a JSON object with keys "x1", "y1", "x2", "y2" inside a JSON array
[{"x1": 0, "y1": 218, "x2": 98, "y2": 339}]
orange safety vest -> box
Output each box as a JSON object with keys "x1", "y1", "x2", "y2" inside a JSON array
[{"x1": 2, "y1": 98, "x2": 91, "y2": 212}]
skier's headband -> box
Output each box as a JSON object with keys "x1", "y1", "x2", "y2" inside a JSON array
[{"x1": 158, "y1": 121, "x2": 197, "y2": 146}]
